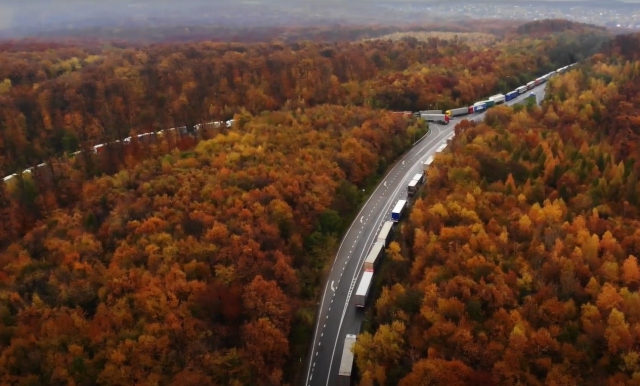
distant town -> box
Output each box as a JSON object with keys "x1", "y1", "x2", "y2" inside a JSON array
[{"x1": 376, "y1": 1, "x2": 640, "y2": 30}]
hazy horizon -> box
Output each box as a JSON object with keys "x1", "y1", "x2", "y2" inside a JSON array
[{"x1": 0, "y1": 0, "x2": 637, "y2": 39}]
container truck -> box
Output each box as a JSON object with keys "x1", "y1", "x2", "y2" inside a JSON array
[
  {"x1": 3, "y1": 174, "x2": 17, "y2": 184},
  {"x1": 423, "y1": 156, "x2": 434, "y2": 171},
  {"x1": 377, "y1": 221, "x2": 394, "y2": 246},
  {"x1": 505, "y1": 91, "x2": 518, "y2": 101},
  {"x1": 489, "y1": 94, "x2": 505, "y2": 105},
  {"x1": 534, "y1": 77, "x2": 544, "y2": 86},
  {"x1": 339, "y1": 335, "x2": 357, "y2": 386},
  {"x1": 516, "y1": 86, "x2": 527, "y2": 94},
  {"x1": 391, "y1": 200, "x2": 407, "y2": 222},
  {"x1": 413, "y1": 173, "x2": 424, "y2": 185},
  {"x1": 445, "y1": 107, "x2": 469, "y2": 117},
  {"x1": 355, "y1": 271, "x2": 374, "y2": 308},
  {"x1": 407, "y1": 179, "x2": 419, "y2": 196},
  {"x1": 364, "y1": 242, "x2": 385, "y2": 271},
  {"x1": 420, "y1": 113, "x2": 450, "y2": 125},
  {"x1": 481, "y1": 100, "x2": 495, "y2": 108},
  {"x1": 473, "y1": 103, "x2": 486, "y2": 113},
  {"x1": 526, "y1": 81, "x2": 535, "y2": 90},
  {"x1": 420, "y1": 110, "x2": 442, "y2": 114}
]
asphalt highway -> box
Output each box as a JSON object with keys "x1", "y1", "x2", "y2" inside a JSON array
[{"x1": 303, "y1": 83, "x2": 547, "y2": 386}]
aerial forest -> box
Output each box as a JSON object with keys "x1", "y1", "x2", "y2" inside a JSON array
[
  {"x1": 0, "y1": 20, "x2": 616, "y2": 385},
  {"x1": 0, "y1": 21, "x2": 609, "y2": 245},
  {"x1": 354, "y1": 33, "x2": 640, "y2": 385}
]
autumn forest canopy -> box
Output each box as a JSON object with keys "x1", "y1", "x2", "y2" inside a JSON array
[
  {"x1": 355, "y1": 34, "x2": 640, "y2": 385},
  {"x1": 0, "y1": 19, "x2": 632, "y2": 385}
]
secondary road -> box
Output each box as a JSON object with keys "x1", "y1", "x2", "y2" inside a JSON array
[{"x1": 303, "y1": 83, "x2": 548, "y2": 386}]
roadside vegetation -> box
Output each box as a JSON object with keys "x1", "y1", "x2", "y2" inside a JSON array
[{"x1": 354, "y1": 32, "x2": 640, "y2": 386}]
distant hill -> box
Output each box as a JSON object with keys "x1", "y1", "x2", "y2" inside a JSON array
[{"x1": 515, "y1": 18, "x2": 608, "y2": 36}]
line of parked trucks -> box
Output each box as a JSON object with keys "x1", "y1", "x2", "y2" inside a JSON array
[
  {"x1": 349, "y1": 142, "x2": 443, "y2": 322},
  {"x1": 353, "y1": 169, "x2": 427, "y2": 309},
  {"x1": 338, "y1": 63, "x2": 578, "y2": 385},
  {"x1": 3, "y1": 64, "x2": 576, "y2": 188},
  {"x1": 339, "y1": 170, "x2": 428, "y2": 384},
  {"x1": 416, "y1": 63, "x2": 576, "y2": 126},
  {"x1": 1, "y1": 119, "x2": 235, "y2": 186}
]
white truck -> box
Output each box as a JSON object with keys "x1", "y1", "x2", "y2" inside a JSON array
[
  {"x1": 423, "y1": 155, "x2": 434, "y2": 172},
  {"x1": 489, "y1": 94, "x2": 505, "y2": 105},
  {"x1": 391, "y1": 200, "x2": 407, "y2": 222},
  {"x1": 338, "y1": 335, "x2": 358, "y2": 386},
  {"x1": 408, "y1": 172, "x2": 424, "y2": 196},
  {"x1": 364, "y1": 242, "x2": 385, "y2": 271},
  {"x1": 407, "y1": 179, "x2": 419, "y2": 196},
  {"x1": 377, "y1": 221, "x2": 394, "y2": 246},
  {"x1": 355, "y1": 271, "x2": 374, "y2": 307},
  {"x1": 420, "y1": 113, "x2": 450, "y2": 125}
]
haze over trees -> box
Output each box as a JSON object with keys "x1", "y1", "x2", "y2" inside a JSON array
[
  {"x1": 0, "y1": 0, "x2": 632, "y2": 42},
  {"x1": 0, "y1": 19, "x2": 616, "y2": 385},
  {"x1": 0, "y1": 21, "x2": 608, "y2": 249},
  {"x1": 354, "y1": 32, "x2": 640, "y2": 385}
]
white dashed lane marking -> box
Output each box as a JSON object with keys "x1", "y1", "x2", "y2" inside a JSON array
[{"x1": 310, "y1": 114, "x2": 495, "y2": 384}]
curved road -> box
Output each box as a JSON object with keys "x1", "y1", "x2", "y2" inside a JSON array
[{"x1": 304, "y1": 85, "x2": 547, "y2": 386}]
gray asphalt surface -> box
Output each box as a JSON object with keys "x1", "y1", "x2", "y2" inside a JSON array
[{"x1": 303, "y1": 83, "x2": 547, "y2": 386}]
